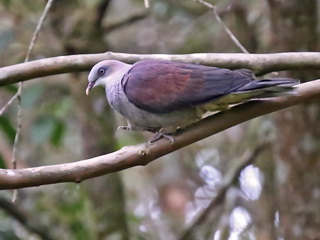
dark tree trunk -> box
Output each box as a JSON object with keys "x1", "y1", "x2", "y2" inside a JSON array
[
  {"x1": 267, "y1": 1, "x2": 320, "y2": 239},
  {"x1": 49, "y1": 1, "x2": 130, "y2": 239}
]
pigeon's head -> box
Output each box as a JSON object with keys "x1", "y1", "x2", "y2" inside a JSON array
[{"x1": 86, "y1": 60, "x2": 130, "y2": 95}]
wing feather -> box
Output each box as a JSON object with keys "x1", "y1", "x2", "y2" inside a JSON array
[{"x1": 122, "y1": 60, "x2": 255, "y2": 113}]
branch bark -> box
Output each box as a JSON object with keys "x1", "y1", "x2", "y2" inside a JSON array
[
  {"x1": 0, "y1": 79, "x2": 319, "y2": 189},
  {"x1": 1, "y1": 52, "x2": 320, "y2": 86}
]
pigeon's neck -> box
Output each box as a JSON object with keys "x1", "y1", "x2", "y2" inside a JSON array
[
  {"x1": 104, "y1": 64, "x2": 131, "y2": 88},
  {"x1": 104, "y1": 65, "x2": 131, "y2": 112}
]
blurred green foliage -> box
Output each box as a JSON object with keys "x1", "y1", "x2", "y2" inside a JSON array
[
  {"x1": 0, "y1": 154, "x2": 6, "y2": 168},
  {"x1": 0, "y1": 116, "x2": 15, "y2": 144},
  {"x1": 30, "y1": 115, "x2": 65, "y2": 147},
  {"x1": 0, "y1": 0, "x2": 319, "y2": 240}
]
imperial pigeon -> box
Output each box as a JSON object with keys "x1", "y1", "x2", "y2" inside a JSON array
[{"x1": 86, "y1": 59, "x2": 298, "y2": 141}]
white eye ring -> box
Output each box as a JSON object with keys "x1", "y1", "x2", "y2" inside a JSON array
[{"x1": 98, "y1": 68, "x2": 105, "y2": 75}]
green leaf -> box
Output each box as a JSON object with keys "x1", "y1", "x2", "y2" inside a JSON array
[
  {"x1": 0, "y1": 0, "x2": 12, "y2": 8},
  {"x1": 50, "y1": 120, "x2": 65, "y2": 147},
  {"x1": 0, "y1": 116, "x2": 15, "y2": 144},
  {"x1": 0, "y1": 154, "x2": 6, "y2": 169},
  {"x1": 31, "y1": 115, "x2": 55, "y2": 144},
  {"x1": 1, "y1": 85, "x2": 18, "y2": 93},
  {"x1": 31, "y1": 115, "x2": 65, "y2": 147},
  {"x1": 21, "y1": 84, "x2": 44, "y2": 109}
]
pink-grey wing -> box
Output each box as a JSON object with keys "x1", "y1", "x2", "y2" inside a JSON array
[{"x1": 121, "y1": 60, "x2": 256, "y2": 113}]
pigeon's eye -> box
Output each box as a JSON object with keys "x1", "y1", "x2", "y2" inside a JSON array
[{"x1": 98, "y1": 67, "x2": 106, "y2": 76}]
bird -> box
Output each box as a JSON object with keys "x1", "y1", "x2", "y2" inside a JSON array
[{"x1": 86, "y1": 59, "x2": 299, "y2": 142}]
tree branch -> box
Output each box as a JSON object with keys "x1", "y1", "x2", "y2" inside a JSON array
[
  {"x1": 1, "y1": 52, "x2": 320, "y2": 86},
  {"x1": 195, "y1": 0, "x2": 250, "y2": 53},
  {"x1": 0, "y1": 80, "x2": 319, "y2": 189},
  {"x1": 104, "y1": 12, "x2": 149, "y2": 33}
]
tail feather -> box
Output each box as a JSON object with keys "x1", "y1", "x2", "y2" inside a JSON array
[
  {"x1": 210, "y1": 78, "x2": 300, "y2": 106},
  {"x1": 236, "y1": 78, "x2": 300, "y2": 92}
]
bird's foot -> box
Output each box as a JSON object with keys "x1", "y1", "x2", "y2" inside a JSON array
[{"x1": 149, "y1": 130, "x2": 175, "y2": 144}]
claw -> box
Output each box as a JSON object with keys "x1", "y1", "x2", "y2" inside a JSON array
[{"x1": 148, "y1": 129, "x2": 175, "y2": 144}]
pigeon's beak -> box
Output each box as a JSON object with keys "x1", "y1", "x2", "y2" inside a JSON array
[{"x1": 86, "y1": 82, "x2": 95, "y2": 95}]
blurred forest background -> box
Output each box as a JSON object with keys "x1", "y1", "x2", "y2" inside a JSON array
[{"x1": 0, "y1": 0, "x2": 320, "y2": 240}]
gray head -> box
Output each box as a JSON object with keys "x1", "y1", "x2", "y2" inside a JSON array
[{"x1": 86, "y1": 60, "x2": 131, "y2": 95}]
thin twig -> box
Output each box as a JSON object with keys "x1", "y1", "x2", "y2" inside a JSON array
[
  {"x1": 196, "y1": 0, "x2": 249, "y2": 54},
  {"x1": 11, "y1": 0, "x2": 55, "y2": 203},
  {"x1": 104, "y1": 12, "x2": 148, "y2": 33},
  {"x1": 179, "y1": 144, "x2": 269, "y2": 240},
  {"x1": 25, "y1": 1, "x2": 55, "y2": 63},
  {"x1": 11, "y1": 86, "x2": 21, "y2": 202},
  {"x1": 0, "y1": 93, "x2": 19, "y2": 116},
  {"x1": 11, "y1": 88, "x2": 22, "y2": 170},
  {"x1": 0, "y1": 0, "x2": 54, "y2": 117}
]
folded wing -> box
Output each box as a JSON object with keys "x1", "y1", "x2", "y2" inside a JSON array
[{"x1": 122, "y1": 60, "x2": 297, "y2": 113}]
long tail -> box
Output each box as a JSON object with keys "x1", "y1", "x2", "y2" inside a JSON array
[
  {"x1": 237, "y1": 78, "x2": 300, "y2": 91},
  {"x1": 235, "y1": 78, "x2": 300, "y2": 97}
]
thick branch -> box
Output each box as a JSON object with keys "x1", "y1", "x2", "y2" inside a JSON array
[
  {"x1": 0, "y1": 80, "x2": 319, "y2": 189},
  {"x1": 1, "y1": 52, "x2": 320, "y2": 86}
]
